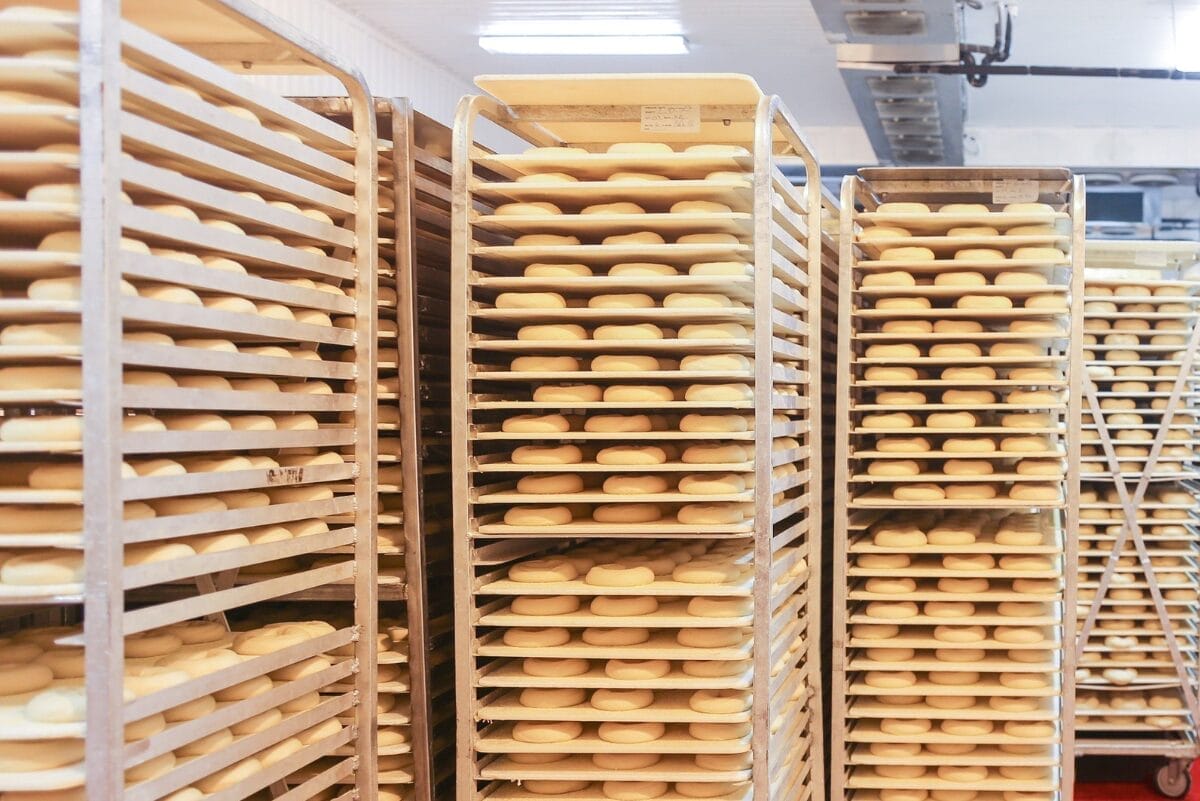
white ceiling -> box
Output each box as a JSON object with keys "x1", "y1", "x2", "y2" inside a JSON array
[
  {"x1": 330, "y1": 0, "x2": 1200, "y2": 163},
  {"x1": 332, "y1": 0, "x2": 859, "y2": 126},
  {"x1": 965, "y1": 0, "x2": 1200, "y2": 127}
]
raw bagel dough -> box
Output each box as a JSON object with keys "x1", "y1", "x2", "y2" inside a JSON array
[
  {"x1": 937, "y1": 270, "x2": 989, "y2": 285},
  {"x1": 606, "y1": 659, "x2": 670, "y2": 680},
  {"x1": 957, "y1": 294, "x2": 1013, "y2": 310},
  {"x1": 681, "y1": 352, "x2": 744, "y2": 371},
  {"x1": 504, "y1": 506, "x2": 574, "y2": 526},
  {"x1": 929, "y1": 343, "x2": 982, "y2": 358},
  {"x1": 864, "y1": 271, "x2": 917, "y2": 287},
  {"x1": 673, "y1": 562, "x2": 737, "y2": 584},
  {"x1": 690, "y1": 260, "x2": 752, "y2": 276},
  {"x1": 604, "y1": 231, "x2": 666, "y2": 246},
  {"x1": 880, "y1": 247, "x2": 936, "y2": 262},
  {"x1": 510, "y1": 558, "x2": 579, "y2": 583},
  {"x1": 865, "y1": 601, "x2": 919, "y2": 619},
  {"x1": 592, "y1": 503, "x2": 662, "y2": 524},
  {"x1": 934, "y1": 320, "x2": 985, "y2": 334},
  {"x1": 583, "y1": 202, "x2": 645, "y2": 216},
  {"x1": 495, "y1": 292, "x2": 566, "y2": 310},
  {"x1": 523, "y1": 658, "x2": 588, "y2": 677},
  {"x1": 601, "y1": 781, "x2": 669, "y2": 801},
  {"x1": 880, "y1": 718, "x2": 932, "y2": 736},
  {"x1": 513, "y1": 445, "x2": 584, "y2": 465},
  {"x1": 523, "y1": 781, "x2": 590, "y2": 795},
  {"x1": 677, "y1": 628, "x2": 744, "y2": 648},
  {"x1": 997, "y1": 271, "x2": 1049, "y2": 286},
  {"x1": 585, "y1": 413, "x2": 653, "y2": 433},
  {"x1": 591, "y1": 595, "x2": 658, "y2": 616},
  {"x1": 678, "y1": 322, "x2": 750, "y2": 341},
  {"x1": 861, "y1": 226, "x2": 912, "y2": 241},
  {"x1": 671, "y1": 200, "x2": 732, "y2": 214},
  {"x1": 591, "y1": 354, "x2": 661, "y2": 372},
  {"x1": 894, "y1": 484, "x2": 945, "y2": 501},
  {"x1": 512, "y1": 720, "x2": 583, "y2": 743},
  {"x1": 881, "y1": 320, "x2": 934, "y2": 334},
  {"x1": 502, "y1": 627, "x2": 570, "y2": 647},
  {"x1": 677, "y1": 503, "x2": 744, "y2": 525},
  {"x1": 687, "y1": 596, "x2": 752, "y2": 618},
  {"x1": 583, "y1": 563, "x2": 652, "y2": 587},
  {"x1": 591, "y1": 688, "x2": 654, "y2": 711},
  {"x1": 597, "y1": 721, "x2": 666, "y2": 744},
  {"x1": 597, "y1": 445, "x2": 668, "y2": 465},
  {"x1": 519, "y1": 687, "x2": 587, "y2": 709},
  {"x1": 518, "y1": 324, "x2": 587, "y2": 342},
  {"x1": 512, "y1": 595, "x2": 581, "y2": 616},
  {"x1": 533, "y1": 384, "x2": 603, "y2": 403}
]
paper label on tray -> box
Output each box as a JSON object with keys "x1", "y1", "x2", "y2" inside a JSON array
[
  {"x1": 991, "y1": 179, "x2": 1039, "y2": 205},
  {"x1": 641, "y1": 104, "x2": 701, "y2": 133},
  {"x1": 1134, "y1": 248, "x2": 1169, "y2": 267}
]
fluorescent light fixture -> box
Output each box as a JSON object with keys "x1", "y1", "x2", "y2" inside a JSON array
[
  {"x1": 483, "y1": 19, "x2": 682, "y2": 37},
  {"x1": 479, "y1": 34, "x2": 688, "y2": 55},
  {"x1": 478, "y1": 18, "x2": 687, "y2": 55}
]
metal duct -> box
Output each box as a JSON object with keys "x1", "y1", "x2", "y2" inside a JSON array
[{"x1": 809, "y1": 0, "x2": 964, "y2": 165}]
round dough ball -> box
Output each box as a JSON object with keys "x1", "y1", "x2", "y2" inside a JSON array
[
  {"x1": 523, "y1": 657, "x2": 588, "y2": 677},
  {"x1": 519, "y1": 687, "x2": 587, "y2": 709},
  {"x1": 609, "y1": 262, "x2": 676, "y2": 277},
  {"x1": 504, "y1": 505, "x2": 574, "y2": 526},
  {"x1": 524, "y1": 262, "x2": 591, "y2": 277},
  {"x1": 502, "y1": 627, "x2": 570, "y2": 648},
  {"x1": 583, "y1": 627, "x2": 650, "y2": 646},
  {"x1": 512, "y1": 720, "x2": 583, "y2": 744},
  {"x1": 590, "y1": 595, "x2": 658, "y2": 617},
  {"x1": 677, "y1": 627, "x2": 745, "y2": 648},
  {"x1": 880, "y1": 246, "x2": 936, "y2": 262},
  {"x1": 597, "y1": 721, "x2": 665, "y2": 744},
  {"x1": 518, "y1": 324, "x2": 587, "y2": 342},
  {"x1": 589, "y1": 688, "x2": 654, "y2": 712}
]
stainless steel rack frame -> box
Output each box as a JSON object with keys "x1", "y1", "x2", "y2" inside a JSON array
[
  {"x1": 0, "y1": 2, "x2": 378, "y2": 799},
  {"x1": 451, "y1": 73, "x2": 826, "y2": 801},
  {"x1": 1073, "y1": 240, "x2": 1200, "y2": 797},
  {"x1": 832, "y1": 168, "x2": 1084, "y2": 801},
  {"x1": 301, "y1": 94, "x2": 460, "y2": 801}
]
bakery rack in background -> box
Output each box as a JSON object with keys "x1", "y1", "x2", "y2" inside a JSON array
[
  {"x1": 451, "y1": 73, "x2": 826, "y2": 801},
  {"x1": 1073, "y1": 240, "x2": 1200, "y2": 797},
  {"x1": 0, "y1": 1, "x2": 377, "y2": 799},
  {"x1": 832, "y1": 168, "x2": 1084, "y2": 801},
  {"x1": 298, "y1": 95, "x2": 459, "y2": 801},
  {"x1": 815, "y1": 180, "x2": 842, "y2": 795}
]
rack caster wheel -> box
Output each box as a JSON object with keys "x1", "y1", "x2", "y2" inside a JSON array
[{"x1": 1154, "y1": 760, "x2": 1192, "y2": 798}]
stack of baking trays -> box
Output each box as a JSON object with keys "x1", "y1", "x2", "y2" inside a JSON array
[
  {"x1": 451, "y1": 74, "x2": 825, "y2": 801},
  {"x1": 1073, "y1": 240, "x2": 1200, "y2": 787},
  {"x1": 0, "y1": 3, "x2": 377, "y2": 799},
  {"x1": 832, "y1": 168, "x2": 1084, "y2": 801}
]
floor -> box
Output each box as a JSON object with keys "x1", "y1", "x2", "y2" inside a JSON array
[{"x1": 1076, "y1": 756, "x2": 1198, "y2": 801}]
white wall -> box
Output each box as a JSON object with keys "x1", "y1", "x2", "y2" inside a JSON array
[
  {"x1": 247, "y1": 0, "x2": 475, "y2": 127},
  {"x1": 966, "y1": 126, "x2": 1200, "y2": 168}
]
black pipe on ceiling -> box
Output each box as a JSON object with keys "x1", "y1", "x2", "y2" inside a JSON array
[{"x1": 893, "y1": 63, "x2": 1200, "y2": 81}]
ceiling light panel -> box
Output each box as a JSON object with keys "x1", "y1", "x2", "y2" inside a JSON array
[{"x1": 478, "y1": 33, "x2": 688, "y2": 54}]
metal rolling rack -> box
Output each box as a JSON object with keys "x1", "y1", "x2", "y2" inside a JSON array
[
  {"x1": 0, "y1": 2, "x2": 377, "y2": 799},
  {"x1": 299, "y1": 96, "x2": 458, "y2": 801},
  {"x1": 832, "y1": 168, "x2": 1084, "y2": 801},
  {"x1": 815, "y1": 180, "x2": 842, "y2": 793},
  {"x1": 387, "y1": 98, "x2": 458, "y2": 801},
  {"x1": 451, "y1": 74, "x2": 825, "y2": 801},
  {"x1": 1073, "y1": 240, "x2": 1200, "y2": 797}
]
